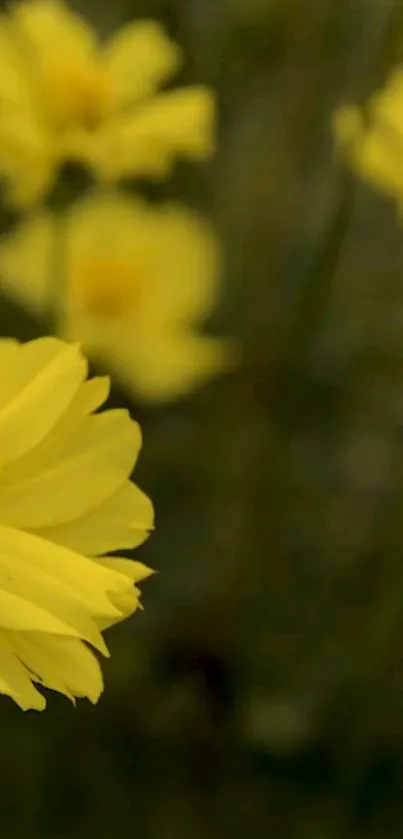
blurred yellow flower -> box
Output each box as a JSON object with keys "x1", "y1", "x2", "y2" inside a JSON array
[
  {"x1": 0, "y1": 336, "x2": 153, "y2": 710},
  {"x1": 0, "y1": 0, "x2": 214, "y2": 206},
  {"x1": 333, "y1": 68, "x2": 403, "y2": 203},
  {"x1": 0, "y1": 192, "x2": 229, "y2": 402}
]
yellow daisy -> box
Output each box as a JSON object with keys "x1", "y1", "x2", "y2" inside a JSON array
[
  {"x1": 333, "y1": 67, "x2": 403, "y2": 203},
  {"x1": 0, "y1": 0, "x2": 214, "y2": 206},
  {"x1": 0, "y1": 191, "x2": 229, "y2": 402},
  {"x1": 0, "y1": 335, "x2": 153, "y2": 710}
]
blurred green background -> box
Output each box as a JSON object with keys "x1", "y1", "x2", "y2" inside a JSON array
[{"x1": 3, "y1": 0, "x2": 403, "y2": 836}]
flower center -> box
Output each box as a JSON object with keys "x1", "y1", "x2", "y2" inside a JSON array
[
  {"x1": 70, "y1": 256, "x2": 144, "y2": 319},
  {"x1": 47, "y1": 62, "x2": 112, "y2": 130}
]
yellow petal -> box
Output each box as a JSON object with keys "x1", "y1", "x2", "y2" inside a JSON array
[
  {"x1": 50, "y1": 374, "x2": 110, "y2": 428},
  {"x1": 12, "y1": 0, "x2": 105, "y2": 130},
  {"x1": 0, "y1": 525, "x2": 134, "y2": 618},
  {"x1": 8, "y1": 633, "x2": 103, "y2": 704},
  {"x1": 95, "y1": 557, "x2": 153, "y2": 628},
  {"x1": 0, "y1": 532, "x2": 113, "y2": 652},
  {"x1": 0, "y1": 339, "x2": 86, "y2": 461},
  {"x1": 0, "y1": 338, "x2": 19, "y2": 370},
  {"x1": 33, "y1": 480, "x2": 154, "y2": 554},
  {"x1": 357, "y1": 127, "x2": 403, "y2": 198},
  {"x1": 0, "y1": 586, "x2": 97, "y2": 636},
  {"x1": 98, "y1": 556, "x2": 154, "y2": 583},
  {"x1": 142, "y1": 204, "x2": 221, "y2": 324},
  {"x1": 0, "y1": 375, "x2": 110, "y2": 488},
  {"x1": 106, "y1": 331, "x2": 232, "y2": 402},
  {"x1": 370, "y1": 67, "x2": 403, "y2": 137},
  {"x1": 97, "y1": 587, "x2": 142, "y2": 629},
  {"x1": 64, "y1": 189, "x2": 153, "y2": 264},
  {"x1": 104, "y1": 19, "x2": 181, "y2": 106},
  {"x1": 12, "y1": 0, "x2": 99, "y2": 71},
  {"x1": 0, "y1": 116, "x2": 57, "y2": 207},
  {"x1": 88, "y1": 87, "x2": 215, "y2": 180},
  {"x1": 86, "y1": 562, "x2": 153, "y2": 633},
  {"x1": 0, "y1": 632, "x2": 46, "y2": 710},
  {"x1": 334, "y1": 105, "x2": 403, "y2": 199},
  {"x1": 0, "y1": 211, "x2": 54, "y2": 314},
  {"x1": 0, "y1": 18, "x2": 37, "y2": 109},
  {"x1": 0, "y1": 409, "x2": 141, "y2": 528},
  {"x1": 0, "y1": 15, "x2": 57, "y2": 206}
]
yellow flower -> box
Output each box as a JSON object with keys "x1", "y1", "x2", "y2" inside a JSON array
[
  {"x1": 0, "y1": 336, "x2": 153, "y2": 710},
  {"x1": 333, "y1": 68, "x2": 403, "y2": 203},
  {"x1": 0, "y1": 192, "x2": 229, "y2": 402},
  {"x1": 0, "y1": 0, "x2": 214, "y2": 206}
]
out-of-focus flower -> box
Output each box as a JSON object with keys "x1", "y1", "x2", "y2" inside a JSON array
[
  {"x1": 0, "y1": 0, "x2": 214, "y2": 206},
  {"x1": 0, "y1": 192, "x2": 230, "y2": 402},
  {"x1": 333, "y1": 68, "x2": 403, "y2": 203},
  {"x1": 0, "y1": 336, "x2": 153, "y2": 710}
]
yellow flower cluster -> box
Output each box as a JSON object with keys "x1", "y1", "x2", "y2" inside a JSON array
[
  {"x1": 0, "y1": 0, "x2": 229, "y2": 403},
  {"x1": 0, "y1": 0, "x2": 214, "y2": 206},
  {"x1": 0, "y1": 2, "x2": 231, "y2": 710},
  {"x1": 0, "y1": 191, "x2": 229, "y2": 401},
  {"x1": 334, "y1": 67, "x2": 403, "y2": 206},
  {"x1": 0, "y1": 336, "x2": 153, "y2": 710}
]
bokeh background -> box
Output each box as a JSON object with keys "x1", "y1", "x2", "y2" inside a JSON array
[{"x1": 2, "y1": 0, "x2": 403, "y2": 836}]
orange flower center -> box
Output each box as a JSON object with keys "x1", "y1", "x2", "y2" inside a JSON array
[{"x1": 71, "y1": 256, "x2": 144, "y2": 319}]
